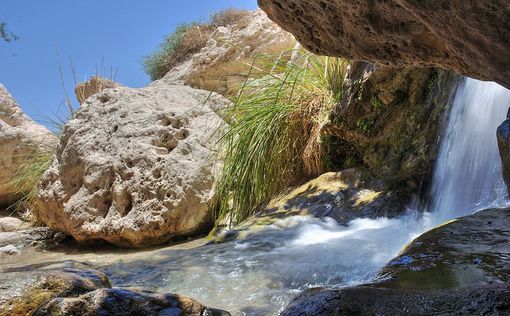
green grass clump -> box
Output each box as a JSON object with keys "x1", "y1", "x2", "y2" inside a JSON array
[
  {"x1": 5, "y1": 148, "x2": 55, "y2": 220},
  {"x1": 214, "y1": 49, "x2": 349, "y2": 224}
]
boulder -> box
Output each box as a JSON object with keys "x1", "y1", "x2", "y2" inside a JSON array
[
  {"x1": 0, "y1": 84, "x2": 57, "y2": 206},
  {"x1": 258, "y1": 0, "x2": 510, "y2": 89},
  {"x1": 35, "y1": 288, "x2": 231, "y2": 316},
  {"x1": 75, "y1": 76, "x2": 121, "y2": 104},
  {"x1": 0, "y1": 261, "x2": 111, "y2": 315},
  {"x1": 36, "y1": 81, "x2": 229, "y2": 247},
  {"x1": 281, "y1": 207, "x2": 510, "y2": 315},
  {"x1": 165, "y1": 9, "x2": 296, "y2": 94},
  {"x1": 497, "y1": 109, "x2": 510, "y2": 196}
]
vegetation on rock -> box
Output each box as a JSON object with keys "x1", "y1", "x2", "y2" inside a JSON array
[
  {"x1": 214, "y1": 49, "x2": 349, "y2": 224},
  {"x1": 143, "y1": 9, "x2": 248, "y2": 81}
]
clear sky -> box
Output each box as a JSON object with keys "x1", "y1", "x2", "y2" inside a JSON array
[{"x1": 0, "y1": 0, "x2": 258, "y2": 129}]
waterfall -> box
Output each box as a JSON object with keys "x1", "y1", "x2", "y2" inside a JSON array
[{"x1": 428, "y1": 78, "x2": 510, "y2": 224}]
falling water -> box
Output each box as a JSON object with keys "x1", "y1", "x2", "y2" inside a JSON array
[{"x1": 428, "y1": 78, "x2": 510, "y2": 224}]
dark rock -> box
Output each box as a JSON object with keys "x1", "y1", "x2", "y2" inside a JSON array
[
  {"x1": 497, "y1": 110, "x2": 510, "y2": 196},
  {"x1": 34, "y1": 288, "x2": 231, "y2": 316},
  {"x1": 281, "y1": 208, "x2": 510, "y2": 315},
  {"x1": 281, "y1": 283, "x2": 510, "y2": 316},
  {"x1": 258, "y1": 0, "x2": 510, "y2": 89},
  {"x1": 380, "y1": 207, "x2": 510, "y2": 289}
]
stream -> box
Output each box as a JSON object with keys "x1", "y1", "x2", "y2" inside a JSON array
[{"x1": 2, "y1": 78, "x2": 510, "y2": 315}]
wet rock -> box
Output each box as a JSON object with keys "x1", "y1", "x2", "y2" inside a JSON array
[
  {"x1": 35, "y1": 288, "x2": 231, "y2": 316},
  {"x1": 281, "y1": 208, "x2": 510, "y2": 315},
  {"x1": 0, "y1": 84, "x2": 57, "y2": 206},
  {"x1": 281, "y1": 283, "x2": 510, "y2": 316},
  {"x1": 0, "y1": 227, "x2": 67, "y2": 248},
  {"x1": 0, "y1": 261, "x2": 110, "y2": 315},
  {"x1": 258, "y1": 0, "x2": 510, "y2": 89},
  {"x1": 217, "y1": 169, "x2": 410, "y2": 241},
  {"x1": 497, "y1": 110, "x2": 510, "y2": 196},
  {"x1": 380, "y1": 207, "x2": 510, "y2": 289},
  {"x1": 36, "y1": 82, "x2": 229, "y2": 248},
  {"x1": 75, "y1": 76, "x2": 121, "y2": 104}
]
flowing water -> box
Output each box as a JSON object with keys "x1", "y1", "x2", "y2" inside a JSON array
[{"x1": 2, "y1": 79, "x2": 510, "y2": 315}]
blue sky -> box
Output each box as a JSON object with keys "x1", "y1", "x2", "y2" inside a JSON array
[{"x1": 0, "y1": 0, "x2": 258, "y2": 129}]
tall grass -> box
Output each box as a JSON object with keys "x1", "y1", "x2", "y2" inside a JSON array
[
  {"x1": 214, "y1": 49, "x2": 349, "y2": 224},
  {"x1": 5, "y1": 148, "x2": 54, "y2": 220}
]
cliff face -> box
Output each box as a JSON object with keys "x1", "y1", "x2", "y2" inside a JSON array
[{"x1": 258, "y1": 0, "x2": 510, "y2": 89}]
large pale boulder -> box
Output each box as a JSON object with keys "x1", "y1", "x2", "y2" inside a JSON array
[
  {"x1": 74, "y1": 76, "x2": 120, "y2": 104},
  {"x1": 165, "y1": 9, "x2": 296, "y2": 94},
  {"x1": 0, "y1": 84, "x2": 57, "y2": 206},
  {"x1": 36, "y1": 81, "x2": 228, "y2": 247},
  {"x1": 258, "y1": 0, "x2": 510, "y2": 89}
]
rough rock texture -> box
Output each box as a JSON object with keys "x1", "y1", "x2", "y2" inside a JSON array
[
  {"x1": 282, "y1": 208, "x2": 510, "y2": 315},
  {"x1": 0, "y1": 84, "x2": 57, "y2": 206},
  {"x1": 165, "y1": 9, "x2": 296, "y2": 94},
  {"x1": 35, "y1": 288, "x2": 231, "y2": 316},
  {"x1": 330, "y1": 63, "x2": 459, "y2": 188},
  {"x1": 497, "y1": 109, "x2": 510, "y2": 196},
  {"x1": 0, "y1": 261, "x2": 110, "y2": 315},
  {"x1": 36, "y1": 81, "x2": 229, "y2": 247},
  {"x1": 75, "y1": 76, "x2": 120, "y2": 104},
  {"x1": 258, "y1": 0, "x2": 510, "y2": 89}
]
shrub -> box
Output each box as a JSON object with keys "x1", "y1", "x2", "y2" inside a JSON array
[
  {"x1": 143, "y1": 9, "x2": 249, "y2": 81},
  {"x1": 214, "y1": 49, "x2": 349, "y2": 224}
]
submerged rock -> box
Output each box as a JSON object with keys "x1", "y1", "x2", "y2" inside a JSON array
[
  {"x1": 281, "y1": 207, "x2": 510, "y2": 315},
  {"x1": 0, "y1": 84, "x2": 57, "y2": 206},
  {"x1": 258, "y1": 0, "x2": 510, "y2": 89},
  {"x1": 36, "y1": 82, "x2": 229, "y2": 248},
  {"x1": 0, "y1": 260, "x2": 230, "y2": 316}
]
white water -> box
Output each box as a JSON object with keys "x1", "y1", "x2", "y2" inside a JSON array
[{"x1": 428, "y1": 78, "x2": 510, "y2": 224}]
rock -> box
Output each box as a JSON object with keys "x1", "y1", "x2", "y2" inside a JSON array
[
  {"x1": 216, "y1": 169, "x2": 409, "y2": 241},
  {"x1": 281, "y1": 207, "x2": 510, "y2": 315},
  {"x1": 75, "y1": 76, "x2": 121, "y2": 104},
  {"x1": 35, "y1": 288, "x2": 231, "y2": 316},
  {"x1": 0, "y1": 261, "x2": 111, "y2": 315},
  {"x1": 0, "y1": 244, "x2": 19, "y2": 256},
  {"x1": 380, "y1": 207, "x2": 510, "y2": 289},
  {"x1": 36, "y1": 81, "x2": 229, "y2": 248},
  {"x1": 165, "y1": 9, "x2": 296, "y2": 95},
  {"x1": 258, "y1": 0, "x2": 510, "y2": 89},
  {"x1": 0, "y1": 216, "x2": 29, "y2": 232},
  {"x1": 0, "y1": 227, "x2": 67, "y2": 248},
  {"x1": 0, "y1": 84, "x2": 57, "y2": 206},
  {"x1": 281, "y1": 283, "x2": 510, "y2": 316},
  {"x1": 330, "y1": 63, "x2": 460, "y2": 188},
  {"x1": 497, "y1": 110, "x2": 510, "y2": 196}
]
